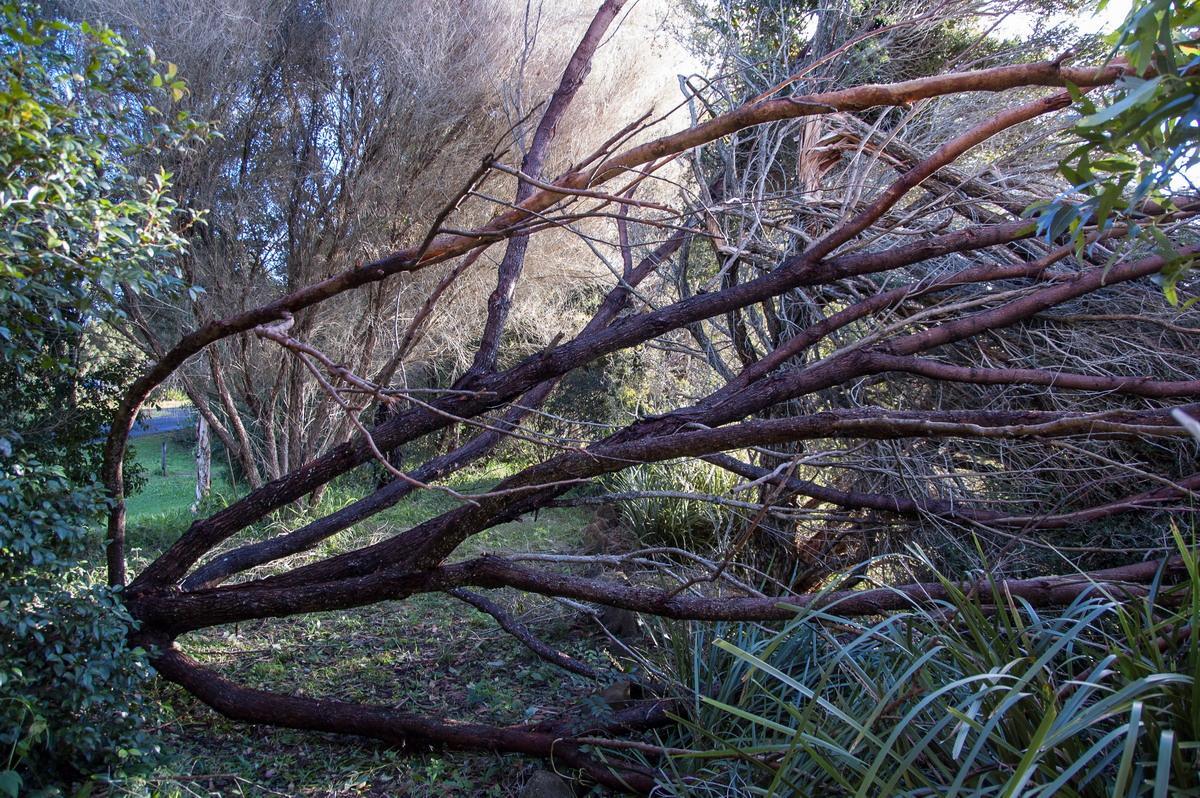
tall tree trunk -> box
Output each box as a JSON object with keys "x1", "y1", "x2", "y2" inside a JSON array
[{"x1": 194, "y1": 414, "x2": 211, "y2": 511}]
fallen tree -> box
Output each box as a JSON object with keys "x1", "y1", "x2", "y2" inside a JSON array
[{"x1": 100, "y1": 0, "x2": 1200, "y2": 791}]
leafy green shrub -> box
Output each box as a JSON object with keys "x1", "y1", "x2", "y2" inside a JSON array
[
  {"x1": 0, "y1": 0, "x2": 204, "y2": 474},
  {"x1": 0, "y1": 2, "x2": 203, "y2": 793},
  {"x1": 662, "y1": 542, "x2": 1200, "y2": 796},
  {"x1": 0, "y1": 456, "x2": 159, "y2": 795}
]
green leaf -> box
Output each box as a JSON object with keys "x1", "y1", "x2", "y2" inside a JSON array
[
  {"x1": 0, "y1": 771, "x2": 21, "y2": 798},
  {"x1": 1153, "y1": 729, "x2": 1175, "y2": 798},
  {"x1": 1079, "y1": 77, "x2": 1163, "y2": 128},
  {"x1": 1111, "y1": 701, "x2": 1145, "y2": 798}
]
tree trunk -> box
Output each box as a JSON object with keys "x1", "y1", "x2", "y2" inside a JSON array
[{"x1": 193, "y1": 413, "x2": 211, "y2": 512}]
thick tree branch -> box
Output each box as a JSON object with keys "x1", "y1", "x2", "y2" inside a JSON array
[
  {"x1": 182, "y1": 405, "x2": 1192, "y2": 595},
  {"x1": 143, "y1": 636, "x2": 658, "y2": 794},
  {"x1": 106, "y1": 60, "x2": 1128, "y2": 586},
  {"x1": 131, "y1": 553, "x2": 1188, "y2": 634}
]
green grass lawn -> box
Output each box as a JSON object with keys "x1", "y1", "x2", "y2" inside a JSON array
[
  {"x1": 123, "y1": 431, "x2": 241, "y2": 570},
  {"x1": 125, "y1": 432, "x2": 235, "y2": 522}
]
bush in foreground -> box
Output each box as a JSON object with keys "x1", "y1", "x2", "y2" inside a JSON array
[
  {"x1": 0, "y1": 456, "x2": 159, "y2": 795},
  {"x1": 665, "y1": 540, "x2": 1200, "y2": 796}
]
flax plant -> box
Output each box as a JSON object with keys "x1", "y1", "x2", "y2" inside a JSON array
[{"x1": 662, "y1": 536, "x2": 1200, "y2": 796}]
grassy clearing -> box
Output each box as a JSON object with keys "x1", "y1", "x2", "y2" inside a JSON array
[
  {"x1": 110, "y1": 463, "x2": 611, "y2": 798},
  {"x1": 125, "y1": 432, "x2": 235, "y2": 522}
]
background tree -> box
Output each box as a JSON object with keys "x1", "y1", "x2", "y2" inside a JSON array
[
  {"x1": 65, "y1": 0, "x2": 678, "y2": 490},
  {"x1": 60, "y1": 0, "x2": 525, "y2": 488}
]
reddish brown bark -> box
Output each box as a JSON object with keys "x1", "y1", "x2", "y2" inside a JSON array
[
  {"x1": 103, "y1": 61, "x2": 1129, "y2": 585},
  {"x1": 143, "y1": 632, "x2": 660, "y2": 794}
]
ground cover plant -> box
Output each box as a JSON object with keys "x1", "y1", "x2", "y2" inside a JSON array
[
  {"x1": 659, "y1": 534, "x2": 1200, "y2": 795},
  {"x1": 7, "y1": 0, "x2": 1200, "y2": 793}
]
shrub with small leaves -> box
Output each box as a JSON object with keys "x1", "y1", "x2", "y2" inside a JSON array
[
  {"x1": 1035, "y1": 0, "x2": 1200, "y2": 304},
  {"x1": 0, "y1": 1, "x2": 203, "y2": 793},
  {"x1": 0, "y1": 454, "x2": 160, "y2": 794},
  {"x1": 0, "y1": 0, "x2": 206, "y2": 478}
]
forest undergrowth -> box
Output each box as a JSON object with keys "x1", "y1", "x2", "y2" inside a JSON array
[
  {"x1": 99, "y1": 451, "x2": 612, "y2": 797},
  {"x1": 85, "y1": 444, "x2": 1200, "y2": 797}
]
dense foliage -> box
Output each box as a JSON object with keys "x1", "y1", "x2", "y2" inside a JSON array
[
  {"x1": 0, "y1": 2, "x2": 197, "y2": 791},
  {"x1": 0, "y1": 0, "x2": 198, "y2": 477},
  {"x1": 667, "y1": 540, "x2": 1200, "y2": 795},
  {"x1": 0, "y1": 458, "x2": 158, "y2": 794},
  {"x1": 1039, "y1": 0, "x2": 1200, "y2": 303}
]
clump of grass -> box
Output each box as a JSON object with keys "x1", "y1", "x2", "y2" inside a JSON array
[
  {"x1": 658, "y1": 533, "x2": 1200, "y2": 796},
  {"x1": 604, "y1": 459, "x2": 742, "y2": 550}
]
